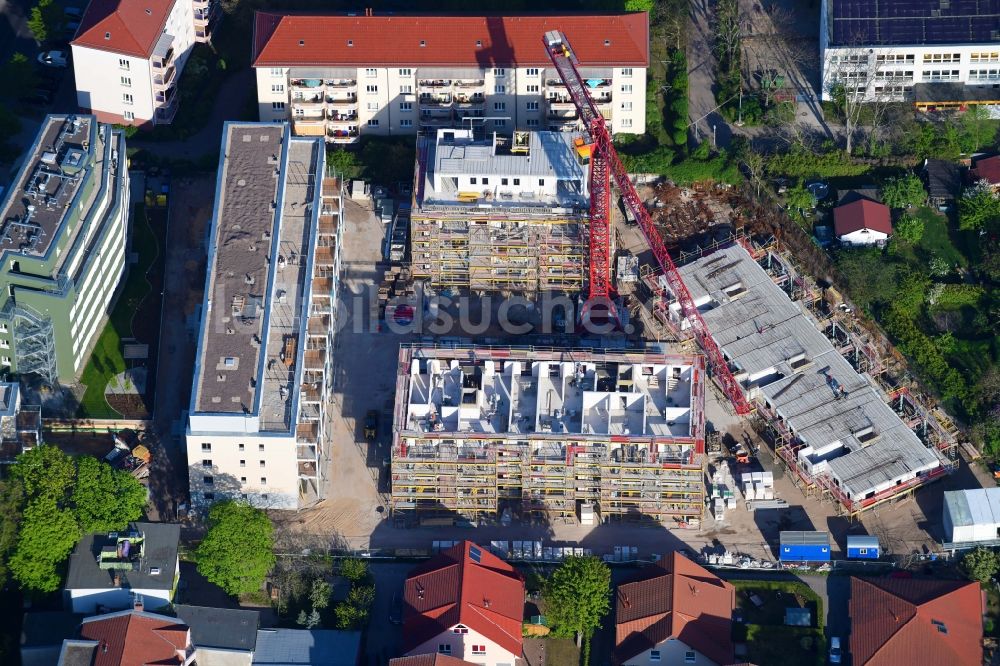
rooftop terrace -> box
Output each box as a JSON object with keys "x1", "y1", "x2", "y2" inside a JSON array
[
  {"x1": 193, "y1": 124, "x2": 322, "y2": 430},
  {"x1": 675, "y1": 244, "x2": 946, "y2": 499},
  {"x1": 0, "y1": 115, "x2": 96, "y2": 264}
]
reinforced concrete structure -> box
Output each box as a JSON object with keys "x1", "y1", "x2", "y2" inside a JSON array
[
  {"x1": 411, "y1": 128, "x2": 589, "y2": 295},
  {"x1": 0, "y1": 114, "x2": 130, "y2": 384},
  {"x1": 668, "y1": 243, "x2": 954, "y2": 515},
  {"x1": 390, "y1": 345, "x2": 706, "y2": 526},
  {"x1": 186, "y1": 122, "x2": 344, "y2": 510},
  {"x1": 252, "y1": 12, "x2": 648, "y2": 143}
]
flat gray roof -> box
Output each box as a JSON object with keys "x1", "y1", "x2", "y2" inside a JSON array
[
  {"x1": 175, "y1": 605, "x2": 259, "y2": 652},
  {"x1": 0, "y1": 115, "x2": 94, "y2": 261},
  {"x1": 780, "y1": 531, "x2": 830, "y2": 546},
  {"x1": 944, "y1": 488, "x2": 1000, "y2": 528},
  {"x1": 676, "y1": 244, "x2": 945, "y2": 498},
  {"x1": 65, "y1": 522, "x2": 179, "y2": 592}
]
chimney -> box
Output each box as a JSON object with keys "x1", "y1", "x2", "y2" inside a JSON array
[{"x1": 133, "y1": 596, "x2": 144, "y2": 612}]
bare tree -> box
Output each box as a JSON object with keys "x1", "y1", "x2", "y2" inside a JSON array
[
  {"x1": 742, "y1": 7, "x2": 817, "y2": 110},
  {"x1": 741, "y1": 145, "x2": 767, "y2": 196},
  {"x1": 825, "y1": 43, "x2": 898, "y2": 155}
]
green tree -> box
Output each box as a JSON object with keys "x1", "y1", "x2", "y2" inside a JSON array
[
  {"x1": 9, "y1": 498, "x2": 80, "y2": 592},
  {"x1": 0, "y1": 53, "x2": 37, "y2": 102},
  {"x1": 296, "y1": 608, "x2": 321, "y2": 628},
  {"x1": 0, "y1": 478, "x2": 24, "y2": 586},
  {"x1": 326, "y1": 148, "x2": 359, "y2": 177},
  {"x1": 893, "y1": 270, "x2": 930, "y2": 318},
  {"x1": 543, "y1": 556, "x2": 611, "y2": 662},
  {"x1": 334, "y1": 602, "x2": 362, "y2": 629},
  {"x1": 340, "y1": 558, "x2": 368, "y2": 583},
  {"x1": 624, "y1": 0, "x2": 655, "y2": 11},
  {"x1": 835, "y1": 248, "x2": 897, "y2": 312},
  {"x1": 72, "y1": 456, "x2": 148, "y2": 532},
  {"x1": 27, "y1": 0, "x2": 62, "y2": 43},
  {"x1": 960, "y1": 106, "x2": 996, "y2": 153},
  {"x1": 11, "y1": 445, "x2": 76, "y2": 504},
  {"x1": 959, "y1": 181, "x2": 1000, "y2": 231},
  {"x1": 893, "y1": 214, "x2": 925, "y2": 245},
  {"x1": 196, "y1": 501, "x2": 275, "y2": 596},
  {"x1": 880, "y1": 174, "x2": 926, "y2": 210},
  {"x1": 309, "y1": 578, "x2": 332, "y2": 610},
  {"x1": 961, "y1": 547, "x2": 1000, "y2": 584},
  {"x1": 784, "y1": 183, "x2": 814, "y2": 223}
]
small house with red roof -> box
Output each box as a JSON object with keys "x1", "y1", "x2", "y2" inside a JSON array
[
  {"x1": 971, "y1": 155, "x2": 1000, "y2": 190},
  {"x1": 613, "y1": 552, "x2": 735, "y2": 666},
  {"x1": 64, "y1": 606, "x2": 194, "y2": 666},
  {"x1": 70, "y1": 0, "x2": 219, "y2": 126},
  {"x1": 403, "y1": 541, "x2": 525, "y2": 666},
  {"x1": 849, "y1": 576, "x2": 983, "y2": 666},
  {"x1": 833, "y1": 195, "x2": 892, "y2": 246}
]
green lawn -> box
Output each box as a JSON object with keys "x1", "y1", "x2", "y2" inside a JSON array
[
  {"x1": 76, "y1": 204, "x2": 158, "y2": 418},
  {"x1": 914, "y1": 206, "x2": 968, "y2": 267},
  {"x1": 731, "y1": 580, "x2": 825, "y2": 666}
]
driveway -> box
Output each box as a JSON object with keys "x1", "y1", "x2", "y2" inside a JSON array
[{"x1": 687, "y1": 0, "x2": 725, "y2": 146}]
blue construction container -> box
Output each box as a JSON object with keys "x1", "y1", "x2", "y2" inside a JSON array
[
  {"x1": 779, "y1": 531, "x2": 831, "y2": 563},
  {"x1": 846, "y1": 535, "x2": 880, "y2": 559}
]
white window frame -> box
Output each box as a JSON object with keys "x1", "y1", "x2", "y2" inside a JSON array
[
  {"x1": 493, "y1": 67, "x2": 506, "y2": 77},
  {"x1": 400, "y1": 84, "x2": 413, "y2": 94},
  {"x1": 368, "y1": 119, "x2": 379, "y2": 127},
  {"x1": 120, "y1": 76, "x2": 131, "y2": 87},
  {"x1": 366, "y1": 84, "x2": 378, "y2": 93},
  {"x1": 123, "y1": 110, "x2": 135, "y2": 121},
  {"x1": 270, "y1": 68, "x2": 283, "y2": 76},
  {"x1": 271, "y1": 84, "x2": 284, "y2": 93},
  {"x1": 526, "y1": 68, "x2": 539, "y2": 76},
  {"x1": 493, "y1": 102, "x2": 506, "y2": 111},
  {"x1": 621, "y1": 67, "x2": 633, "y2": 77},
  {"x1": 398, "y1": 68, "x2": 412, "y2": 76},
  {"x1": 400, "y1": 119, "x2": 413, "y2": 127},
  {"x1": 122, "y1": 93, "x2": 134, "y2": 105},
  {"x1": 118, "y1": 58, "x2": 130, "y2": 70},
  {"x1": 365, "y1": 67, "x2": 378, "y2": 77}
]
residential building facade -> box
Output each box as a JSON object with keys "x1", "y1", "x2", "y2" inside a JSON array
[
  {"x1": 64, "y1": 523, "x2": 180, "y2": 614},
  {"x1": 0, "y1": 115, "x2": 129, "y2": 383},
  {"x1": 390, "y1": 345, "x2": 707, "y2": 526},
  {"x1": 403, "y1": 541, "x2": 524, "y2": 666},
  {"x1": 614, "y1": 552, "x2": 735, "y2": 666},
  {"x1": 186, "y1": 122, "x2": 344, "y2": 511},
  {"x1": 252, "y1": 12, "x2": 648, "y2": 142},
  {"x1": 71, "y1": 0, "x2": 220, "y2": 126},
  {"x1": 411, "y1": 128, "x2": 589, "y2": 295},
  {"x1": 0, "y1": 382, "x2": 41, "y2": 463},
  {"x1": 833, "y1": 197, "x2": 892, "y2": 246},
  {"x1": 820, "y1": 0, "x2": 1000, "y2": 109}
]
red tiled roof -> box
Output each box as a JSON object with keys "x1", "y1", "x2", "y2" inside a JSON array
[
  {"x1": 849, "y1": 577, "x2": 983, "y2": 666},
  {"x1": 389, "y1": 654, "x2": 480, "y2": 666},
  {"x1": 71, "y1": 0, "x2": 175, "y2": 58},
  {"x1": 971, "y1": 155, "x2": 1000, "y2": 185},
  {"x1": 833, "y1": 198, "x2": 892, "y2": 236},
  {"x1": 403, "y1": 541, "x2": 525, "y2": 657},
  {"x1": 80, "y1": 610, "x2": 190, "y2": 666},
  {"x1": 252, "y1": 12, "x2": 649, "y2": 68},
  {"x1": 613, "y1": 552, "x2": 735, "y2": 666}
]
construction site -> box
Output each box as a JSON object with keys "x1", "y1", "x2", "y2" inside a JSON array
[
  {"x1": 409, "y1": 128, "x2": 590, "y2": 296},
  {"x1": 389, "y1": 345, "x2": 707, "y2": 526}
]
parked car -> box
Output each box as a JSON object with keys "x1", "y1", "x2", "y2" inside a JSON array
[
  {"x1": 828, "y1": 636, "x2": 842, "y2": 664},
  {"x1": 388, "y1": 591, "x2": 402, "y2": 624},
  {"x1": 364, "y1": 410, "x2": 379, "y2": 440},
  {"x1": 37, "y1": 51, "x2": 69, "y2": 68},
  {"x1": 63, "y1": 6, "x2": 82, "y2": 18},
  {"x1": 63, "y1": 20, "x2": 80, "y2": 37}
]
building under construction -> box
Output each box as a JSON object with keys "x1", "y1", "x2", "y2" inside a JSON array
[
  {"x1": 390, "y1": 345, "x2": 707, "y2": 526},
  {"x1": 410, "y1": 128, "x2": 590, "y2": 296},
  {"x1": 660, "y1": 241, "x2": 957, "y2": 516}
]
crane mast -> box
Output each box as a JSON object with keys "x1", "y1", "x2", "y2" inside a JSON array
[{"x1": 543, "y1": 30, "x2": 753, "y2": 415}]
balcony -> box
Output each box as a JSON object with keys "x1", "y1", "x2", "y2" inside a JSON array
[
  {"x1": 453, "y1": 94, "x2": 484, "y2": 107},
  {"x1": 155, "y1": 99, "x2": 178, "y2": 124},
  {"x1": 453, "y1": 78, "x2": 485, "y2": 88},
  {"x1": 587, "y1": 78, "x2": 613, "y2": 88},
  {"x1": 545, "y1": 79, "x2": 566, "y2": 88},
  {"x1": 547, "y1": 98, "x2": 575, "y2": 109},
  {"x1": 291, "y1": 92, "x2": 324, "y2": 106},
  {"x1": 291, "y1": 78, "x2": 324, "y2": 90},
  {"x1": 327, "y1": 111, "x2": 357, "y2": 123},
  {"x1": 327, "y1": 130, "x2": 359, "y2": 144},
  {"x1": 193, "y1": 7, "x2": 211, "y2": 25},
  {"x1": 293, "y1": 108, "x2": 325, "y2": 121},
  {"x1": 327, "y1": 95, "x2": 357, "y2": 107},
  {"x1": 547, "y1": 109, "x2": 578, "y2": 120},
  {"x1": 192, "y1": 0, "x2": 209, "y2": 8},
  {"x1": 418, "y1": 79, "x2": 452, "y2": 89},
  {"x1": 293, "y1": 120, "x2": 326, "y2": 137},
  {"x1": 419, "y1": 114, "x2": 454, "y2": 126},
  {"x1": 152, "y1": 66, "x2": 175, "y2": 89},
  {"x1": 326, "y1": 78, "x2": 357, "y2": 89},
  {"x1": 419, "y1": 94, "x2": 452, "y2": 108},
  {"x1": 304, "y1": 349, "x2": 326, "y2": 370},
  {"x1": 296, "y1": 422, "x2": 318, "y2": 444}
]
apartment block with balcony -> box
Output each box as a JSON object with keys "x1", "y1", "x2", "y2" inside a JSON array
[
  {"x1": 820, "y1": 0, "x2": 1000, "y2": 109},
  {"x1": 186, "y1": 122, "x2": 343, "y2": 511},
  {"x1": 0, "y1": 115, "x2": 129, "y2": 384},
  {"x1": 71, "y1": 0, "x2": 220, "y2": 126},
  {"x1": 252, "y1": 12, "x2": 648, "y2": 143}
]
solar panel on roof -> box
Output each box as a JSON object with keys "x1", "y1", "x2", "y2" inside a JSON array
[{"x1": 469, "y1": 545, "x2": 482, "y2": 563}]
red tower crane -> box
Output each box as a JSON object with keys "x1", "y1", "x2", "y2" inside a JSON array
[{"x1": 544, "y1": 30, "x2": 753, "y2": 415}]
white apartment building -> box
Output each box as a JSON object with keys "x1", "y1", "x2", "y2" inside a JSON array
[
  {"x1": 70, "y1": 0, "x2": 219, "y2": 126},
  {"x1": 186, "y1": 122, "x2": 344, "y2": 510},
  {"x1": 252, "y1": 12, "x2": 648, "y2": 142},
  {"x1": 820, "y1": 0, "x2": 1000, "y2": 110}
]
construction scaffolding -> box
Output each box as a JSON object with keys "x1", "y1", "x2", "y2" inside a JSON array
[
  {"x1": 675, "y1": 237, "x2": 960, "y2": 518},
  {"x1": 390, "y1": 345, "x2": 707, "y2": 526}
]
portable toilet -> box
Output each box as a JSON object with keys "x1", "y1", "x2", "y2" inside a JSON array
[
  {"x1": 779, "y1": 531, "x2": 831, "y2": 563},
  {"x1": 846, "y1": 535, "x2": 880, "y2": 559}
]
